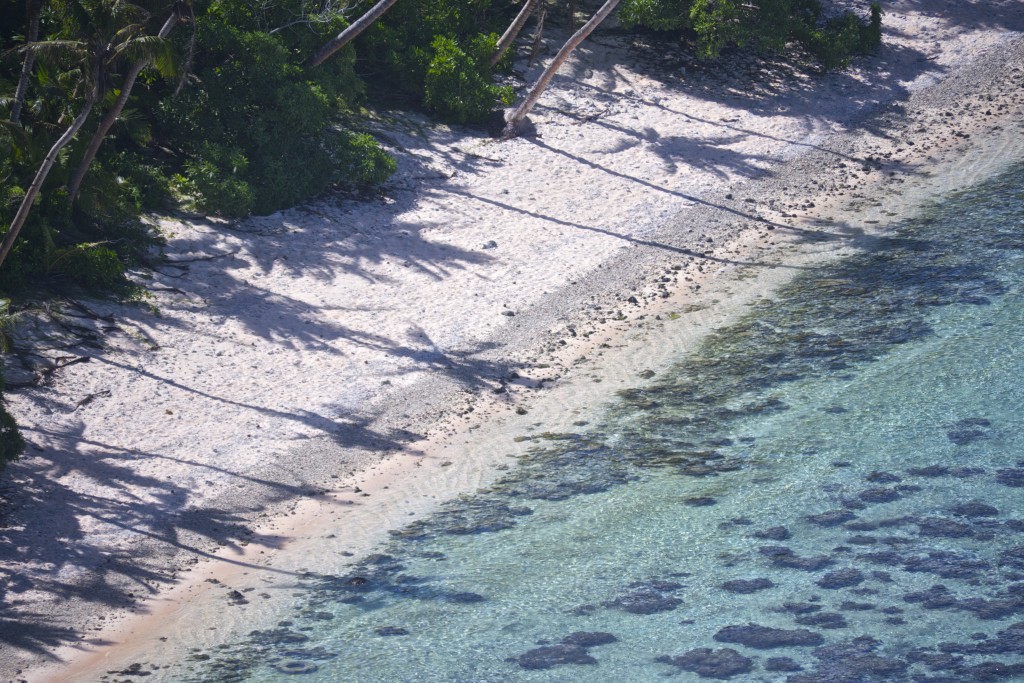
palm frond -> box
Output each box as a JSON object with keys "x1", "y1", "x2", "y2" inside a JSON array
[
  {"x1": 118, "y1": 35, "x2": 179, "y2": 76},
  {"x1": 19, "y1": 39, "x2": 90, "y2": 68}
]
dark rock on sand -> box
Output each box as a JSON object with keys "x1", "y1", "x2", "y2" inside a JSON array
[
  {"x1": 787, "y1": 636, "x2": 906, "y2": 682},
  {"x1": 375, "y1": 626, "x2": 409, "y2": 636},
  {"x1": 721, "y1": 578, "x2": 775, "y2": 594},
  {"x1": 902, "y1": 550, "x2": 991, "y2": 579},
  {"x1": 905, "y1": 649, "x2": 965, "y2": 671},
  {"x1": 847, "y1": 535, "x2": 877, "y2": 545},
  {"x1": 795, "y1": 612, "x2": 848, "y2": 629},
  {"x1": 904, "y1": 584, "x2": 959, "y2": 609},
  {"x1": 561, "y1": 632, "x2": 618, "y2": 648},
  {"x1": 511, "y1": 644, "x2": 596, "y2": 670},
  {"x1": 858, "y1": 488, "x2": 901, "y2": 504},
  {"x1": 839, "y1": 601, "x2": 875, "y2": 611},
  {"x1": 817, "y1": 568, "x2": 864, "y2": 589},
  {"x1": 714, "y1": 623, "x2": 824, "y2": 649},
  {"x1": 807, "y1": 510, "x2": 857, "y2": 527},
  {"x1": 607, "y1": 581, "x2": 683, "y2": 615},
  {"x1": 938, "y1": 621, "x2": 1024, "y2": 656},
  {"x1": 952, "y1": 501, "x2": 1000, "y2": 517},
  {"x1": 1001, "y1": 547, "x2": 1024, "y2": 569},
  {"x1": 655, "y1": 648, "x2": 754, "y2": 679},
  {"x1": 273, "y1": 660, "x2": 319, "y2": 674},
  {"x1": 777, "y1": 602, "x2": 822, "y2": 615},
  {"x1": 753, "y1": 526, "x2": 791, "y2": 541},
  {"x1": 948, "y1": 428, "x2": 987, "y2": 445},
  {"x1": 908, "y1": 465, "x2": 950, "y2": 477},
  {"x1": 865, "y1": 471, "x2": 902, "y2": 483},
  {"x1": 759, "y1": 546, "x2": 834, "y2": 571},
  {"x1": 764, "y1": 656, "x2": 803, "y2": 672},
  {"x1": 916, "y1": 517, "x2": 975, "y2": 538},
  {"x1": 997, "y1": 468, "x2": 1024, "y2": 488}
]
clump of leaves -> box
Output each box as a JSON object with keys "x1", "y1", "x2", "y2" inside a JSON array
[
  {"x1": 620, "y1": 0, "x2": 883, "y2": 68},
  {"x1": 424, "y1": 34, "x2": 512, "y2": 124},
  {"x1": 0, "y1": 298, "x2": 25, "y2": 469}
]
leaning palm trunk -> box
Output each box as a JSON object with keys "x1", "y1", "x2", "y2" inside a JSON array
[
  {"x1": 503, "y1": 0, "x2": 621, "y2": 138},
  {"x1": 0, "y1": 101, "x2": 94, "y2": 269},
  {"x1": 10, "y1": 0, "x2": 42, "y2": 125},
  {"x1": 489, "y1": 0, "x2": 541, "y2": 68},
  {"x1": 305, "y1": 0, "x2": 399, "y2": 68},
  {"x1": 67, "y1": 9, "x2": 180, "y2": 202}
]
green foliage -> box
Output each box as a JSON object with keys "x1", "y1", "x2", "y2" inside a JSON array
[
  {"x1": 356, "y1": 0, "x2": 512, "y2": 123},
  {"x1": 153, "y1": 4, "x2": 393, "y2": 216},
  {"x1": 0, "y1": 299, "x2": 24, "y2": 470},
  {"x1": 47, "y1": 243, "x2": 126, "y2": 289},
  {"x1": 424, "y1": 34, "x2": 512, "y2": 124},
  {"x1": 619, "y1": 0, "x2": 882, "y2": 67},
  {"x1": 337, "y1": 131, "x2": 399, "y2": 185},
  {"x1": 0, "y1": 381, "x2": 23, "y2": 470},
  {"x1": 797, "y1": 2, "x2": 884, "y2": 69}
]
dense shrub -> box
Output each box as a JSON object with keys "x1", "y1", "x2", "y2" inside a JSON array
[
  {"x1": 0, "y1": 388, "x2": 22, "y2": 470},
  {"x1": 620, "y1": 0, "x2": 882, "y2": 66},
  {"x1": 152, "y1": 9, "x2": 391, "y2": 217},
  {"x1": 0, "y1": 299, "x2": 24, "y2": 470},
  {"x1": 355, "y1": 0, "x2": 513, "y2": 123},
  {"x1": 424, "y1": 35, "x2": 513, "y2": 124}
]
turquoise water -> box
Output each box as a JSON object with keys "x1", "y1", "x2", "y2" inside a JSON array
[{"x1": 184, "y1": 164, "x2": 1024, "y2": 682}]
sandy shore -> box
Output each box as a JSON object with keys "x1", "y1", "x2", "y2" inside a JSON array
[{"x1": 3, "y1": 2, "x2": 1024, "y2": 680}]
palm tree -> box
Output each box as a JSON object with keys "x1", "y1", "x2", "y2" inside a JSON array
[
  {"x1": 305, "y1": 0, "x2": 399, "y2": 68},
  {"x1": 0, "y1": 0, "x2": 156, "y2": 269},
  {"x1": 10, "y1": 0, "x2": 45, "y2": 125},
  {"x1": 489, "y1": 0, "x2": 542, "y2": 68},
  {"x1": 503, "y1": 0, "x2": 621, "y2": 138},
  {"x1": 67, "y1": 3, "x2": 181, "y2": 202}
]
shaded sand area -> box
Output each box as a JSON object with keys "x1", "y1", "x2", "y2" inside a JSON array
[{"x1": 3, "y1": 2, "x2": 1024, "y2": 680}]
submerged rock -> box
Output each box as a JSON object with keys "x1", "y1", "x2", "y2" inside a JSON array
[
  {"x1": 753, "y1": 526, "x2": 791, "y2": 541},
  {"x1": 511, "y1": 644, "x2": 596, "y2": 670},
  {"x1": 778, "y1": 602, "x2": 822, "y2": 615},
  {"x1": 759, "y1": 546, "x2": 834, "y2": 571},
  {"x1": 807, "y1": 510, "x2": 858, "y2": 527},
  {"x1": 273, "y1": 660, "x2": 319, "y2": 674},
  {"x1": 947, "y1": 428, "x2": 987, "y2": 445},
  {"x1": 655, "y1": 648, "x2": 754, "y2": 679},
  {"x1": 816, "y1": 568, "x2": 865, "y2": 589},
  {"x1": 764, "y1": 656, "x2": 803, "y2": 672},
  {"x1": 839, "y1": 601, "x2": 875, "y2": 611},
  {"x1": 721, "y1": 578, "x2": 775, "y2": 594},
  {"x1": 951, "y1": 501, "x2": 999, "y2": 517},
  {"x1": 903, "y1": 584, "x2": 959, "y2": 609},
  {"x1": 916, "y1": 517, "x2": 975, "y2": 538},
  {"x1": 865, "y1": 471, "x2": 902, "y2": 484},
  {"x1": 795, "y1": 612, "x2": 848, "y2": 629},
  {"x1": 997, "y1": 468, "x2": 1024, "y2": 488},
  {"x1": 947, "y1": 418, "x2": 991, "y2": 445},
  {"x1": 607, "y1": 581, "x2": 683, "y2": 615},
  {"x1": 790, "y1": 636, "x2": 907, "y2": 682},
  {"x1": 1000, "y1": 546, "x2": 1024, "y2": 569},
  {"x1": 561, "y1": 632, "x2": 617, "y2": 647},
  {"x1": 714, "y1": 624, "x2": 824, "y2": 649},
  {"x1": 858, "y1": 487, "x2": 901, "y2": 504},
  {"x1": 375, "y1": 626, "x2": 409, "y2": 636},
  {"x1": 907, "y1": 465, "x2": 951, "y2": 477}
]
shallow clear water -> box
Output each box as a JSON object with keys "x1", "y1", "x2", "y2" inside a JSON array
[{"x1": 182, "y1": 164, "x2": 1024, "y2": 682}]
